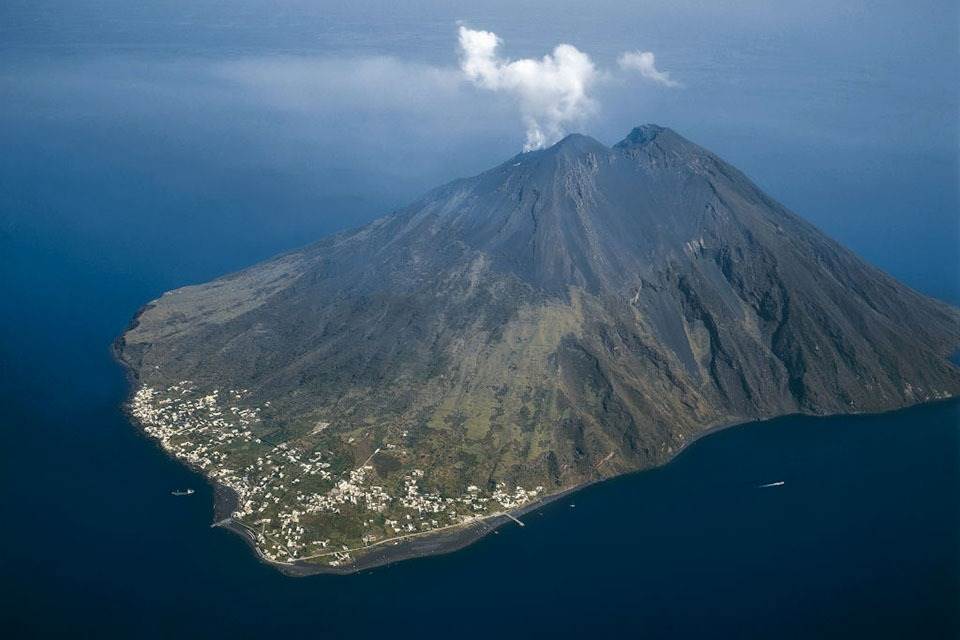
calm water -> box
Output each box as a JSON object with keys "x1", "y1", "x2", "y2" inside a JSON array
[
  {"x1": 2, "y1": 336, "x2": 958, "y2": 637},
  {"x1": 1, "y1": 2, "x2": 958, "y2": 637}
]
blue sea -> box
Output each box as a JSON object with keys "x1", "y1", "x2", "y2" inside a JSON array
[{"x1": 1, "y1": 2, "x2": 958, "y2": 637}]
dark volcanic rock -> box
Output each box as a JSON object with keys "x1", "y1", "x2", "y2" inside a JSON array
[{"x1": 117, "y1": 125, "x2": 960, "y2": 570}]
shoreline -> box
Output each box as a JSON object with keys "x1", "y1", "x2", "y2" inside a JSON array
[
  {"x1": 206, "y1": 464, "x2": 584, "y2": 576},
  {"x1": 110, "y1": 312, "x2": 959, "y2": 576},
  {"x1": 203, "y1": 393, "x2": 957, "y2": 577}
]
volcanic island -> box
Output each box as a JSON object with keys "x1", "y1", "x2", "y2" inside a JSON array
[{"x1": 116, "y1": 126, "x2": 960, "y2": 574}]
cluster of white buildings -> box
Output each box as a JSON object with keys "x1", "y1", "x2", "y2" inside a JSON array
[
  {"x1": 131, "y1": 384, "x2": 258, "y2": 473},
  {"x1": 491, "y1": 483, "x2": 544, "y2": 509},
  {"x1": 131, "y1": 382, "x2": 548, "y2": 567},
  {"x1": 296, "y1": 464, "x2": 391, "y2": 518}
]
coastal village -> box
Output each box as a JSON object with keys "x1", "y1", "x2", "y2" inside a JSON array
[{"x1": 130, "y1": 382, "x2": 543, "y2": 567}]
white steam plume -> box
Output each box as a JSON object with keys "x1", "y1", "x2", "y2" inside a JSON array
[
  {"x1": 617, "y1": 51, "x2": 681, "y2": 88},
  {"x1": 458, "y1": 26, "x2": 598, "y2": 151}
]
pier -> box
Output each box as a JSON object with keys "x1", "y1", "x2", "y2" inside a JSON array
[{"x1": 502, "y1": 512, "x2": 525, "y2": 527}]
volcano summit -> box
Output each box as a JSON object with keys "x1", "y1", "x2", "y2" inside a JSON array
[{"x1": 117, "y1": 125, "x2": 960, "y2": 573}]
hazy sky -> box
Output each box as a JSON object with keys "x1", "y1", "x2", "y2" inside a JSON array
[{"x1": 1, "y1": 0, "x2": 957, "y2": 300}]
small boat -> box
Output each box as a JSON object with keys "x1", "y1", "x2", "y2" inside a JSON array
[
  {"x1": 758, "y1": 481, "x2": 785, "y2": 489},
  {"x1": 171, "y1": 488, "x2": 195, "y2": 496}
]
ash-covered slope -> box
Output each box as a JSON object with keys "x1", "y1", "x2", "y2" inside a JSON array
[{"x1": 117, "y1": 125, "x2": 960, "y2": 571}]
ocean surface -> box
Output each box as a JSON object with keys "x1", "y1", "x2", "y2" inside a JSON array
[{"x1": 1, "y1": 2, "x2": 958, "y2": 637}]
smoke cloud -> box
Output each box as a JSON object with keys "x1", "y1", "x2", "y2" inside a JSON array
[
  {"x1": 458, "y1": 27, "x2": 681, "y2": 150},
  {"x1": 458, "y1": 26, "x2": 598, "y2": 151},
  {"x1": 617, "y1": 51, "x2": 681, "y2": 88}
]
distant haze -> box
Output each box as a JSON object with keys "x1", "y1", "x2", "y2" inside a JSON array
[{"x1": 1, "y1": 0, "x2": 957, "y2": 303}]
